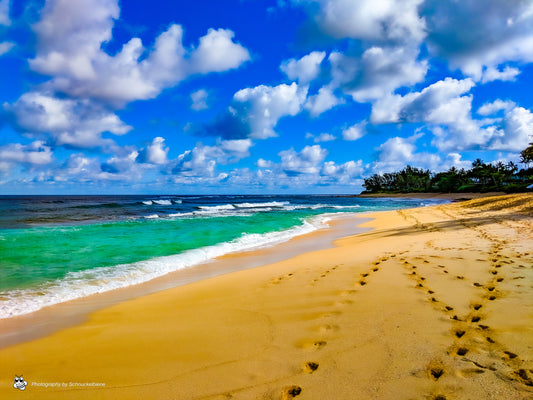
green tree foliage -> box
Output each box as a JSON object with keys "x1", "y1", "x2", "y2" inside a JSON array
[
  {"x1": 520, "y1": 142, "x2": 533, "y2": 166},
  {"x1": 362, "y1": 160, "x2": 530, "y2": 194}
]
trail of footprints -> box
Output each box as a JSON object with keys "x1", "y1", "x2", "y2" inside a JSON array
[
  {"x1": 403, "y1": 210, "x2": 533, "y2": 399},
  {"x1": 266, "y1": 206, "x2": 532, "y2": 399},
  {"x1": 277, "y1": 253, "x2": 394, "y2": 399}
]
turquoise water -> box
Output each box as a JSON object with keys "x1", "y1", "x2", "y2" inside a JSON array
[
  {"x1": 0, "y1": 195, "x2": 447, "y2": 318},
  {"x1": 0, "y1": 212, "x2": 307, "y2": 292}
]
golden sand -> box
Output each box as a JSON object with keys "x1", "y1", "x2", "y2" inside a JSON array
[{"x1": 1, "y1": 194, "x2": 532, "y2": 399}]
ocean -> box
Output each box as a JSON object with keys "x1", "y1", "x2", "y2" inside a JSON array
[{"x1": 0, "y1": 195, "x2": 447, "y2": 319}]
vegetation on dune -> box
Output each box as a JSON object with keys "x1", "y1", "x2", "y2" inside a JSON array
[{"x1": 362, "y1": 143, "x2": 533, "y2": 194}]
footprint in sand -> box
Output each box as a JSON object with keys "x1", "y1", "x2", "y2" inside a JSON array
[
  {"x1": 296, "y1": 338, "x2": 328, "y2": 351},
  {"x1": 303, "y1": 361, "x2": 319, "y2": 374},
  {"x1": 308, "y1": 341, "x2": 327, "y2": 350},
  {"x1": 515, "y1": 369, "x2": 533, "y2": 387},
  {"x1": 282, "y1": 385, "x2": 302, "y2": 399},
  {"x1": 456, "y1": 347, "x2": 469, "y2": 356},
  {"x1": 455, "y1": 330, "x2": 466, "y2": 338},
  {"x1": 427, "y1": 361, "x2": 445, "y2": 381},
  {"x1": 269, "y1": 274, "x2": 294, "y2": 285},
  {"x1": 503, "y1": 350, "x2": 518, "y2": 360}
]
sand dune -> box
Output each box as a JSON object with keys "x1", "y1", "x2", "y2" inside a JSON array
[{"x1": 1, "y1": 194, "x2": 531, "y2": 399}]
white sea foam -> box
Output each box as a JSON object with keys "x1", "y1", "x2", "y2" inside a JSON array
[
  {"x1": 0, "y1": 215, "x2": 330, "y2": 319},
  {"x1": 283, "y1": 203, "x2": 358, "y2": 211},
  {"x1": 197, "y1": 204, "x2": 236, "y2": 212},
  {"x1": 153, "y1": 200, "x2": 172, "y2": 205},
  {"x1": 168, "y1": 212, "x2": 194, "y2": 218},
  {"x1": 143, "y1": 199, "x2": 181, "y2": 206},
  {"x1": 160, "y1": 203, "x2": 361, "y2": 220},
  {"x1": 234, "y1": 201, "x2": 288, "y2": 208},
  {"x1": 144, "y1": 214, "x2": 159, "y2": 219}
]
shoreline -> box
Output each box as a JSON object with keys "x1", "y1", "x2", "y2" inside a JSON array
[
  {"x1": 0, "y1": 212, "x2": 373, "y2": 349},
  {"x1": 1, "y1": 193, "x2": 531, "y2": 399},
  {"x1": 354, "y1": 191, "x2": 507, "y2": 200}
]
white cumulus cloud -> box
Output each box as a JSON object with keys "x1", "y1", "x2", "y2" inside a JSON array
[
  {"x1": 189, "y1": 28, "x2": 250, "y2": 74},
  {"x1": 329, "y1": 46, "x2": 428, "y2": 102},
  {"x1": 370, "y1": 77, "x2": 533, "y2": 153},
  {"x1": 481, "y1": 66, "x2": 521, "y2": 83},
  {"x1": 312, "y1": 133, "x2": 336, "y2": 143},
  {"x1": 232, "y1": 82, "x2": 308, "y2": 139},
  {"x1": 477, "y1": 99, "x2": 516, "y2": 116},
  {"x1": 488, "y1": 106, "x2": 533, "y2": 152},
  {"x1": 5, "y1": 92, "x2": 132, "y2": 148},
  {"x1": 0, "y1": 141, "x2": 53, "y2": 168},
  {"x1": 279, "y1": 144, "x2": 328, "y2": 175},
  {"x1": 371, "y1": 78, "x2": 476, "y2": 124},
  {"x1": 138, "y1": 137, "x2": 169, "y2": 165},
  {"x1": 304, "y1": 86, "x2": 344, "y2": 116},
  {"x1": 342, "y1": 121, "x2": 367, "y2": 141},
  {"x1": 280, "y1": 51, "x2": 326, "y2": 83},
  {"x1": 190, "y1": 89, "x2": 209, "y2": 111},
  {"x1": 423, "y1": 0, "x2": 533, "y2": 81},
  {"x1": 295, "y1": 0, "x2": 426, "y2": 42},
  {"x1": 0, "y1": 41, "x2": 13, "y2": 56},
  {"x1": 0, "y1": 0, "x2": 11, "y2": 26},
  {"x1": 371, "y1": 133, "x2": 470, "y2": 173},
  {"x1": 28, "y1": 0, "x2": 250, "y2": 106}
]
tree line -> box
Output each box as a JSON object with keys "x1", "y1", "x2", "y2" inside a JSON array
[{"x1": 362, "y1": 143, "x2": 533, "y2": 194}]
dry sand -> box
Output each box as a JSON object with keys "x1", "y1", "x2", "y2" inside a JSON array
[{"x1": 1, "y1": 193, "x2": 532, "y2": 399}]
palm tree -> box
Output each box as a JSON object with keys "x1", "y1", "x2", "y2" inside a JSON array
[{"x1": 520, "y1": 142, "x2": 533, "y2": 167}]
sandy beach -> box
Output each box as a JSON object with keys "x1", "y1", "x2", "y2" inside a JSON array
[{"x1": 1, "y1": 193, "x2": 532, "y2": 399}]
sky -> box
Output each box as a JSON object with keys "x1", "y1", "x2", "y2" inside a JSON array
[{"x1": 0, "y1": 0, "x2": 532, "y2": 194}]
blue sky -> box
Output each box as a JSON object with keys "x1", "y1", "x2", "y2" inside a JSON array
[{"x1": 0, "y1": 0, "x2": 532, "y2": 194}]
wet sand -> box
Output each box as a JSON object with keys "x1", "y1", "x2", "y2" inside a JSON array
[{"x1": 0, "y1": 193, "x2": 531, "y2": 399}]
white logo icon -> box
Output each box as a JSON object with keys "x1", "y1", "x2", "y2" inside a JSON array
[{"x1": 13, "y1": 375, "x2": 28, "y2": 391}]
